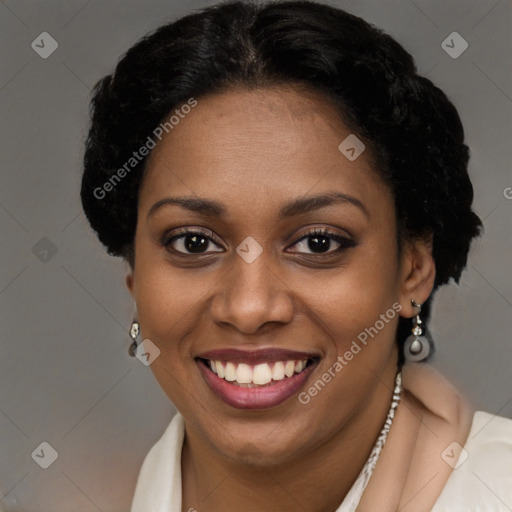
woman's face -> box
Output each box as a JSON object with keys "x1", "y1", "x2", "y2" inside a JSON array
[{"x1": 128, "y1": 85, "x2": 424, "y2": 464}]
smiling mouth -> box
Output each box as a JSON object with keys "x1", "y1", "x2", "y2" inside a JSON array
[{"x1": 197, "y1": 357, "x2": 318, "y2": 387}]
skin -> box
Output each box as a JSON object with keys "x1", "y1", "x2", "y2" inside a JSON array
[{"x1": 126, "y1": 84, "x2": 435, "y2": 512}]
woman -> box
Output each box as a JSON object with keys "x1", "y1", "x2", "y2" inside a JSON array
[{"x1": 80, "y1": 1, "x2": 512, "y2": 510}]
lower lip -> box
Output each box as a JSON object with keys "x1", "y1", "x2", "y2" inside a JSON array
[{"x1": 197, "y1": 359, "x2": 318, "y2": 410}]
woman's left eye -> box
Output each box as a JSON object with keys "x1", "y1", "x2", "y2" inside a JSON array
[{"x1": 287, "y1": 229, "x2": 355, "y2": 256}]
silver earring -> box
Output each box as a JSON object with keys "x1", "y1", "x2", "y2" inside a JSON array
[
  {"x1": 404, "y1": 300, "x2": 430, "y2": 362},
  {"x1": 129, "y1": 320, "x2": 140, "y2": 357}
]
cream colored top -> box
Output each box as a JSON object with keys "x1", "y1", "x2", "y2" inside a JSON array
[{"x1": 131, "y1": 410, "x2": 512, "y2": 511}]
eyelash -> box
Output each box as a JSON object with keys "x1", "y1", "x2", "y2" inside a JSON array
[
  {"x1": 162, "y1": 227, "x2": 355, "y2": 258},
  {"x1": 291, "y1": 227, "x2": 356, "y2": 258}
]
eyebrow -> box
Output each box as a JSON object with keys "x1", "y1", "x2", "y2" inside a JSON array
[{"x1": 147, "y1": 192, "x2": 369, "y2": 220}]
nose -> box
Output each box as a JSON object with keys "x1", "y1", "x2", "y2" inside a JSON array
[{"x1": 209, "y1": 249, "x2": 294, "y2": 335}]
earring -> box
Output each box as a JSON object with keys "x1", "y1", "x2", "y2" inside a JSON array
[
  {"x1": 403, "y1": 299, "x2": 431, "y2": 362},
  {"x1": 129, "y1": 320, "x2": 140, "y2": 357}
]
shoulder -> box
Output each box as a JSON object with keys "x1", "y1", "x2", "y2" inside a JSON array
[
  {"x1": 130, "y1": 412, "x2": 185, "y2": 512},
  {"x1": 432, "y1": 411, "x2": 512, "y2": 511}
]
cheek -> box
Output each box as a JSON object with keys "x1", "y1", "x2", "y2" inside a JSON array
[
  {"x1": 308, "y1": 245, "x2": 400, "y2": 324},
  {"x1": 131, "y1": 241, "x2": 201, "y2": 352},
  {"x1": 132, "y1": 258, "x2": 203, "y2": 407},
  {"x1": 135, "y1": 270, "x2": 201, "y2": 350},
  {"x1": 304, "y1": 247, "x2": 401, "y2": 363}
]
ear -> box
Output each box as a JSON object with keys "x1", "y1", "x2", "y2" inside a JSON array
[
  {"x1": 126, "y1": 270, "x2": 135, "y2": 297},
  {"x1": 398, "y1": 234, "x2": 436, "y2": 318}
]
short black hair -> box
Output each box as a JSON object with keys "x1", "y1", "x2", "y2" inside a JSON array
[{"x1": 81, "y1": 0, "x2": 483, "y2": 362}]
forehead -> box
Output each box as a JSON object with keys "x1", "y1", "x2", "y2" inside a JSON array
[{"x1": 139, "y1": 85, "x2": 390, "y2": 220}]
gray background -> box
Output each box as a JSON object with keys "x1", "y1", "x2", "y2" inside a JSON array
[{"x1": 0, "y1": 0, "x2": 510, "y2": 510}]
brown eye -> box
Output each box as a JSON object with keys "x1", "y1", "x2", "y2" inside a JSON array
[
  {"x1": 163, "y1": 229, "x2": 224, "y2": 255},
  {"x1": 288, "y1": 228, "x2": 356, "y2": 256}
]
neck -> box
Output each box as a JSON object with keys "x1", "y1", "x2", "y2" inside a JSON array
[{"x1": 181, "y1": 357, "x2": 398, "y2": 512}]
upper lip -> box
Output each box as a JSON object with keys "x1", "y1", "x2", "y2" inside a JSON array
[{"x1": 196, "y1": 348, "x2": 321, "y2": 365}]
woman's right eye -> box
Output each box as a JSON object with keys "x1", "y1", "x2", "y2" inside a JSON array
[{"x1": 164, "y1": 229, "x2": 224, "y2": 255}]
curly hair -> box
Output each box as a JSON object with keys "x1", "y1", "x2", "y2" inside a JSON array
[{"x1": 81, "y1": 0, "x2": 482, "y2": 362}]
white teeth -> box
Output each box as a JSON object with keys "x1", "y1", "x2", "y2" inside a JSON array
[
  {"x1": 224, "y1": 362, "x2": 236, "y2": 381},
  {"x1": 284, "y1": 361, "x2": 295, "y2": 378},
  {"x1": 205, "y1": 358, "x2": 310, "y2": 386},
  {"x1": 215, "y1": 361, "x2": 225, "y2": 378},
  {"x1": 235, "y1": 363, "x2": 253, "y2": 384},
  {"x1": 253, "y1": 363, "x2": 273, "y2": 385},
  {"x1": 272, "y1": 361, "x2": 285, "y2": 380}
]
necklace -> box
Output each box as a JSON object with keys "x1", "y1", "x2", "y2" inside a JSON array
[{"x1": 337, "y1": 370, "x2": 403, "y2": 511}]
